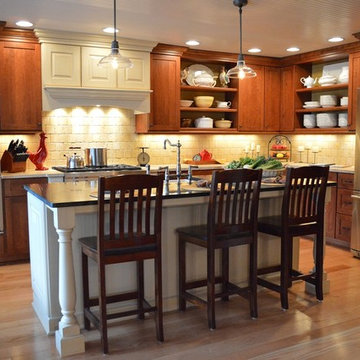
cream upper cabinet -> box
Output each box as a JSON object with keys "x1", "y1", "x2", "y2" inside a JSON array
[
  {"x1": 81, "y1": 47, "x2": 117, "y2": 88},
  {"x1": 117, "y1": 50, "x2": 150, "y2": 90},
  {"x1": 42, "y1": 43, "x2": 81, "y2": 86}
]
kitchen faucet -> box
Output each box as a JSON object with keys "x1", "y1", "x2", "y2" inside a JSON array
[{"x1": 163, "y1": 139, "x2": 182, "y2": 185}]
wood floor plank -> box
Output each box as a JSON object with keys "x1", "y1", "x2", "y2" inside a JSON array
[{"x1": 1, "y1": 239, "x2": 360, "y2": 359}]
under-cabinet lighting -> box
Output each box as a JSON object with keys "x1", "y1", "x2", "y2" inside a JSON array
[
  {"x1": 248, "y1": 48, "x2": 262, "y2": 53},
  {"x1": 286, "y1": 47, "x2": 300, "y2": 52},
  {"x1": 328, "y1": 37, "x2": 344, "y2": 43},
  {"x1": 186, "y1": 40, "x2": 200, "y2": 46},
  {"x1": 16, "y1": 20, "x2": 33, "y2": 28}
]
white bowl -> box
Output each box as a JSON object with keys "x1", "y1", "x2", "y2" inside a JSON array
[
  {"x1": 180, "y1": 100, "x2": 193, "y2": 107},
  {"x1": 194, "y1": 96, "x2": 214, "y2": 108},
  {"x1": 320, "y1": 95, "x2": 337, "y2": 107},
  {"x1": 194, "y1": 116, "x2": 213, "y2": 128},
  {"x1": 316, "y1": 113, "x2": 337, "y2": 128},
  {"x1": 214, "y1": 120, "x2": 232, "y2": 128},
  {"x1": 304, "y1": 101, "x2": 320, "y2": 105}
]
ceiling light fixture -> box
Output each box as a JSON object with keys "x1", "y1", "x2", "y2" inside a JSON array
[
  {"x1": 248, "y1": 48, "x2": 261, "y2": 53},
  {"x1": 103, "y1": 27, "x2": 119, "y2": 34},
  {"x1": 16, "y1": 20, "x2": 33, "y2": 28},
  {"x1": 328, "y1": 37, "x2": 344, "y2": 43},
  {"x1": 286, "y1": 47, "x2": 300, "y2": 52},
  {"x1": 227, "y1": 0, "x2": 256, "y2": 80},
  {"x1": 98, "y1": 0, "x2": 133, "y2": 70},
  {"x1": 186, "y1": 40, "x2": 200, "y2": 46}
]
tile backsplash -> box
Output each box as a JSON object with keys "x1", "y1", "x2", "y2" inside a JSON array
[{"x1": 0, "y1": 106, "x2": 355, "y2": 169}]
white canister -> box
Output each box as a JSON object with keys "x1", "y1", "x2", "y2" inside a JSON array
[
  {"x1": 338, "y1": 112, "x2": 348, "y2": 127},
  {"x1": 338, "y1": 66, "x2": 349, "y2": 84},
  {"x1": 340, "y1": 97, "x2": 348, "y2": 106},
  {"x1": 303, "y1": 114, "x2": 316, "y2": 128}
]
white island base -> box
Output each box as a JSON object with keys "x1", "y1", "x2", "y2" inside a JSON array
[{"x1": 27, "y1": 185, "x2": 306, "y2": 356}]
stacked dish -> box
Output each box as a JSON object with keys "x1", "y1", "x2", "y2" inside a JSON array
[
  {"x1": 338, "y1": 112, "x2": 348, "y2": 127},
  {"x1": 316, "y1": 113, "x2": 337, "y2": 128},
  {"x1": 303, "y1": 114, "x2": 316, "y2": 128},
  {"x1": 180, "y1": 100, "x2": 193, "y2": 107},
  {"x1": 320, "y1": 95, "x2": 337, "y2": 107},
  {"x1": 303, "y1": 101, "x2": 320, "y2": 109}
]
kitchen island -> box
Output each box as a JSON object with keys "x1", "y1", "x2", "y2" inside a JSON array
[{"x1": 25, "y1": 179, "x2": 323, "y2": 356}]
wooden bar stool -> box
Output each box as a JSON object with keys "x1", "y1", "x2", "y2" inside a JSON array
[
  {"x1": 257, "y1": 165, "x2": 329, "y2": 310},
  {"x1": 176, "y1": 169, "x2": 262, "y2": 330},
  {"x1": 79, "y1": 174, "x2": 164, "y2": 354}
]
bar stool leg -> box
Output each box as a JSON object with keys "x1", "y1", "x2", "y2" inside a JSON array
[
  {"x1": 178, "y1": 238, "x2": 186, "y2": 311},
  {"x1": 315, "y1": 231, "x2": 324, "y2": 301},
  {"x1": 98, "y1": 262, "x2": 108, "y2": 354},
  {"x1": 280, "y1": 234, "x2": 290, "y2": 310},
  {"x1": 221, "y1": 248, "x2": 229, "y2": 301},
  {"x1": 154, "y1": 255, "x2": 164, "y2": 342},
  {"x1": 137, "y1": 260, "x2": 145, "y2": 320},
  {"x1": 81, "y1": 252, "x2": 91, "y2": 330},
  {"x1": 207, "y1": 249, "x2": 216, "y2": 330},
  {"x1": 249, "y1": 240, "x2": 258, "y2": 318}
]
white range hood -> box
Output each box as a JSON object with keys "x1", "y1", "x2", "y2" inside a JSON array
[{"x1": 35, "y1": 29, "x2": 156, "y2": 113}]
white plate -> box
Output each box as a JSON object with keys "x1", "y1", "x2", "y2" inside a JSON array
[
  {"x1": 186, "y1": 64, "x2": 214, "y2": 86},
  {"x1": 303, "y1": 105, "x2": 321, "y2": 109}
]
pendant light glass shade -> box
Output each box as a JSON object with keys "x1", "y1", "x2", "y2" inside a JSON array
[
  {"x1": 98, "y1": 0, "x2": 133, "y2": 69},
  {"x1": 227, "y1": 0, "x2": 256, "y2": 79}
]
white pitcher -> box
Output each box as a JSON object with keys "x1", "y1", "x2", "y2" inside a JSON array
[{"x1": 300, "y1": 76, "x2": 317, "y2": 88}]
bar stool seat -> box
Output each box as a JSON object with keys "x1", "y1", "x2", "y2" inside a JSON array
[
  {"x1": 176, "y1": 169, "x2": 262, "y2": 330},
  {"x1": 79, "y1": 174, "x2": 164, "y2": 354},
  {"x1": 257, "y1": 165, "x2": 329, "y2": 310}
]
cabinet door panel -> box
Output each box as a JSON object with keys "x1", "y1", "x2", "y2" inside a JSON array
[
  {"x1": 325, "y1": 172, "x2": 337, "y2": 238},
  {"x1": 337, "y1": 188, "x2": 353, "y2": 215},
  {"x1": 81, "y1": 47, "x2": 117, "y2": 88},
  {"x1": 117, "y1": 50, "x2": 150, "y2": 90},
  {"x1": 149, "y1": 54, "x2": 180, "y2": 131},
  {"x1": 335, "y1": 213, "x2": 352, "y2": 243},
  {"x1": 238, "y1": 65, "x2": 264, "y2": 131},
  {"x1": 42, "y1": 43, "x2": 81, "y2": 86},
  {"x1": 338, "y1": 173, "x2": 354, "y2": 190},
  {"x1": 279, "y1": 66, "x2": 295, "y2": 131},
  {"x1": 264, "y1": 67, "x2": 280, "y2": 131},
  {"x1": 348, "y1": 52, "x2": 360, "y2": 131},
  {"x1": 0, "y1": 41, "x2": 42, "y2": 131}
]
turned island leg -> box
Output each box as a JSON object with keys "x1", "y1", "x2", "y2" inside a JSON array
[{"x1": 53, "y1": 208, "x2": 85, "y2": 356}]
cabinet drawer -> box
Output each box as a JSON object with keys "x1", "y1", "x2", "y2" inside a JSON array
[
  {"x1": 337, "y1": 188, "x2": 353, "y2": 215},
  {"x1": 335, "y1": 213, "x2": 352, "y2": 243},
  {"x1": 3, "y1": 177, "x2": 47, "y2": 197},
  {"x1": 338, "y1": 173, "x2": 354, "y2": 189}
]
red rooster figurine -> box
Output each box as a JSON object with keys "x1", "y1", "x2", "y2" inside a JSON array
[{"x1": 28, "y1": 132, "x2": 48, "y2": 170}]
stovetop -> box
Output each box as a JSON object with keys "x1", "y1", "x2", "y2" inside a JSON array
[{"x1": 52, "y1": 164, "x2": 142, "y2": 173}]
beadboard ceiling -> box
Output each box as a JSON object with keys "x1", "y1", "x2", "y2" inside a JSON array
[{"x1": 1, "y1": 0, "x2": 360, "y2": 57}]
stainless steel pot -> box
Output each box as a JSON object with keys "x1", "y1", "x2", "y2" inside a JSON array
[
  {"x1": 84, "y1": 148, "x2": 107, "y2": 167},
  {"x1": 64, "y1": 153, "x2": 85, "y2": 169}
]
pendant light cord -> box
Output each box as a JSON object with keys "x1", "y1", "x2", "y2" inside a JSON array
[
  {"x1": 113, "y1": 0, "x2": 117, "y2": 42},
  {"x1": 238, "y1": 5, "x2": 244, "y2": 62}
]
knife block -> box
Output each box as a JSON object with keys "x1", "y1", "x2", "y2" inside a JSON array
[{"x1": 1, "y1": 150, "x2": 28, "y2": 172}]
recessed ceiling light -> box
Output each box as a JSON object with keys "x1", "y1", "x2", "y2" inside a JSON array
[
  {"x1": 186, "y1": 40, "x2": 200, "y2": 46},
  {"x1": 102, "y1": 27, "x2": 119, "y2": 34},
  {"x1": 286, "y1": 47, "x2": 300, "y2": 52},
  {"x1": 248, "y1": 48, "x2": 262, "y2": 53},
  {"x1": 328, "y1": 37, "x2": 344, "y2": 43},
  {"x1": 16, "y1": 20, "x2": 33, "y2": 28}
]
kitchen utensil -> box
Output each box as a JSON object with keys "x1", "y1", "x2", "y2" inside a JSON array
[
  {"x1": 318, "y1": 73, "x2": 337, "y2": 86},
  {"x1": 303, "y1": 114, "x2": 316, "y2": 128},
  {"x1": 316, "y1": 113, "x2": 337, "y2": 128},
  {"x1": 300, "y1": 76, "x2": 317, "y2": 88},
  {"x1": 193, "y1": 74, "x2": 217, "y2": 87},
  {"x1": 338, "y1": 112, "x2": 348, "y2": 127},
  {"x1": 215, "y1": 101, "x2": 231, "y2": 108},
  {"x1": 194, "y1": 116, "x2": 213, "y2": 128},
  {"x1": 137, "y1": 147, "x2": 150, "y2": 166},
  {"x1": 180, "y1": 100, "x2": 193, "y2": 107},
  {"x1": 194, "y1": 96, "x2": 214, "y2": 108},
  {"x1": 199, "y1": 149, "x2": 212, "y2": 160},
  {"x1": 320, "y1": 94, "x2": 337, "y2": 107},
  {"x1": 181, "y1": 118, "x2": 193, "y2": 127},
  {"x1": 340, "y1": 96, "x2": 348, "y2": 106},
  {"x1": 64, "y1": 152, "x2": 84, "y2": 169},
  {"x1": 186, "y1": 64, "x2": 214, "y2": 86},
  {"x1": 214, "y1": 119, "x2": 232, "y2": 128},
  {"x1": 84, "y1": 148, "x2": 107, "y2": 167}
]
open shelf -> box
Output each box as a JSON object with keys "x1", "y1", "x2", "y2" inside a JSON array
[
  {"x1": 180, "y1": 107, "x2": 237, "y2": 112},
  {"x1": 293, "y1": 127, "x2": 353, "y2": 134},
  {"x1": 179, "y1": 127, "x2": 238, "y2": 133},
  {"x1": 181, "y1": 85, "x2": 237, "y2": 92},
  {"x1": 296, "y1": 106, "x2": 348, "y2": 113},
  {"x1": 295, "y1": 83, "x2": 348, "y2": 93}
]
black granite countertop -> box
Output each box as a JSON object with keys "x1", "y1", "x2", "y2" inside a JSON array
[{"x1": 24, "y1": 180, "x2": 298, "y2": 208}]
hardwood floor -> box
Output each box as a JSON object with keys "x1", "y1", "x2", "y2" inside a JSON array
[{"x1": 1, "y1": 239, "x2": 360, "y2": 359}]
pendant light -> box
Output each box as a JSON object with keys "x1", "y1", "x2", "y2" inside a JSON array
[
  {"x1": 98, "y1": 0, "x2": 133, "y2": 69},
  {"x1": 227, "y1": 0, "x2": 256, "y2": 79}
]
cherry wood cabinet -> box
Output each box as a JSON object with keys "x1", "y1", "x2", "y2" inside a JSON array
[
  {"x1": 348, "y1": 51, "x2": 360, "y2": 131},
  {"x1": 1, "y1": 177, "x2": 47, "y2": 263},
  {"x1": 264, "y1": 67, "x2": 281, "y2": 132},
  {"x1": 326, "y1": 172, "x2": 354, "y2": 248},
  {"x1": 0, "y1": 27, "x2": 42, "y2": 133}
]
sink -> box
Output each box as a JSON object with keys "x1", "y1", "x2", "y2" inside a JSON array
[{"x1": 163, "y1": 179, "x2": 210, "y2": 194}]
